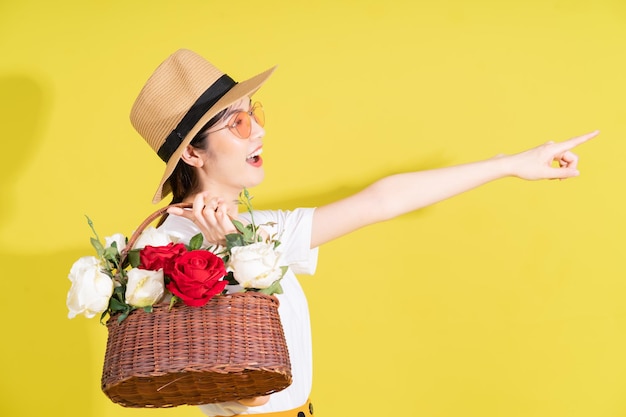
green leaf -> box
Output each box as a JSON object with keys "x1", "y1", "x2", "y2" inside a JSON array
[
  {"x1": 99, "y1": 310, "x2": 109, "y2": 325},
  {"x1": 109, "y1": 297, "x2": 128, "y2": 312},
  {"x1": 117, "y1": 311, "x2": 130, "y2": 323},
  {"x1": 86, "y1": 216, "x2": 106, "y2": 257},
  {"x1": 241, "y1": 226, "x2": 255, "y2": 243},
  {"x1": 127, "y1": 249, "x2": 141, "y2": 268},
  {"x1": 90, "y1": 237, "x2": 105, "y2": 258},
  {"x1": 258, "y1": 280, "x2": 283, "y2": 296},
  {"x1": 231, "y1": 219, "x2": 247, "y2": 234},
  {"x1": 103, "y1": 245, "x2": 119, "y2": 262},
  {"x1": 225, "y1": 233, "x2": 245, "y2": 249},
  {"x1": 189, "y1": 233, "x2": 203, "y2": 251},
  {"x1": 143, "y1": 306, "x2": 153, "y2": 313}
]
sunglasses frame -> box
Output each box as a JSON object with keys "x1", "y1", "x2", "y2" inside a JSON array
[{"x1": 207, "y1": 102, "x2": 264, "y2": 139}]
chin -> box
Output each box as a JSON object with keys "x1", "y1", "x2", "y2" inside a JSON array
[{"x1": 244, "y1": 171, "x2": 265, "y2": 188}]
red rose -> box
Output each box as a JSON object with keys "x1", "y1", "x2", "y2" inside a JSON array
[
  {"x1": 166, "y1": 250, "x2": 227, "y2": 307},
  {"x1": 139, "y1": 242, "x2": 187, "y2": 271}
]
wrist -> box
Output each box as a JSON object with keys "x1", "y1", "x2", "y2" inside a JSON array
[{"x1": 488, "y1": 153, "x2": 516, "y2": 178}]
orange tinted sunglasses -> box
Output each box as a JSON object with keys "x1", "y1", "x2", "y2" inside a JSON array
[{"x1": 207, "y1": 102, "x2": 265, "y2": 139}]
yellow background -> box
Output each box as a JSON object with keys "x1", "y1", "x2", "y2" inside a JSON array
[{"x1": 1, "y1": 0, "x2": 625, "y2": 416}]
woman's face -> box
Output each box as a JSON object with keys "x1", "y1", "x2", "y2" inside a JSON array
[{"x1": 196, "y1": 97, "x2": 266, "y2": 194}]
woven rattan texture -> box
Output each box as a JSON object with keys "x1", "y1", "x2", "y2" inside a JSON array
[{"x1": 101, "y1": 292, "x2": 292, "y2": 408}]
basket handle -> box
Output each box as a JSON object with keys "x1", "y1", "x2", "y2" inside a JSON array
[{"x1": 120, "y1": 202, "x2": 192, "y2": 263}]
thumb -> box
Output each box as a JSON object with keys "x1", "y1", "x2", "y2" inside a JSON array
[{"x1": 549, "y1": 166, "x2": 580, "y2": 180}]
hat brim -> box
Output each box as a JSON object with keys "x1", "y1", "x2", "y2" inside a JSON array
[{"x1": 152, "y1": 65, "x2": 277, "y2": 204}]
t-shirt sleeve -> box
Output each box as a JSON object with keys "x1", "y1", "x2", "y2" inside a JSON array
[{"x1": 240, "y1": 207, "x2": 318, "y2": 275}]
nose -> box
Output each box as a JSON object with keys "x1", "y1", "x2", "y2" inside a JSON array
[{"x1": 250, "y1": 118, "x2": 265, "y2": 140}]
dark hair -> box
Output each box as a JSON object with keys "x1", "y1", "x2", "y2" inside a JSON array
[
  {"x1": 169, "y1": 108, "x2": 228, "y2": 203},
  {"x1": 157, "y1": 108, "x2": 227, "y2": 226}
]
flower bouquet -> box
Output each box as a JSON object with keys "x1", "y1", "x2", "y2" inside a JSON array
[{"x1": 66, "y1": 191, "x2": 292, "y2": 408}]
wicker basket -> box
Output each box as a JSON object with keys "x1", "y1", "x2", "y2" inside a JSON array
[{"x1": 100, "y1": 204, "x2": 292, "y2": 408}]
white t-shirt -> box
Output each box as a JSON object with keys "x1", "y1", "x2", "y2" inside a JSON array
[{"x1": 158, "y1": 208, "x2": 318, "y2": 416}]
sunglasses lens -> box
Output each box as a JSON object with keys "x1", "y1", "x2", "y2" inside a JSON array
[
  {"x1": 224, "y1": 103, "x2": 264, "y2": 139},
  {"x1": 229, "y1": 112, "x2": 251, "y2": 138}
]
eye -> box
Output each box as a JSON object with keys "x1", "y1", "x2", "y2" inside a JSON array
[
  {"x1": 233, "y1": 114, "x2": 246, "y2": 126},
  {"x1": 227, "y1": 113, "x2": 241, "y2": 128}
]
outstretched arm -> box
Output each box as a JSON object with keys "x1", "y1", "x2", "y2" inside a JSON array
[{"x1": 310, "y1": 130, "x2": 599, "y2": 248}]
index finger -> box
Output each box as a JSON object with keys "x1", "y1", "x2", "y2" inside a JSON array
[
  {"x1": 166, "y1": 205, "x2": 194, "y2": 223},
  {"x1": 553, "y1": 130, "x2": 600, "y2": 153}
]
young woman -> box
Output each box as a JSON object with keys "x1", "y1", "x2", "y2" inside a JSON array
[{"x1": 129, "y1": 49, "x2": 597, "y2": 417}]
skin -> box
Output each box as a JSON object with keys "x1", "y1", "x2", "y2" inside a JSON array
[
  {"x1": 166, "y1": 96, "x2": 598, "y2": 407},
  {"x1": 237, "y1": 396, "x2": 271, "y2": 407},
  {"x1": 169, "y1": 97, "x2": 266, "y2": 244},
  {"x1": 168, "y1": 96, "x2": 598, "y2": 249}
]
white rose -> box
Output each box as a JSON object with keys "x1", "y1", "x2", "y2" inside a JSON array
[
  {"x1": 133, "y1": 226, "x2": 173, "y2": 249},
  {"x1": 125, "y1": 268, "x2": 165, "y2": 307},
  {"x1": 105, "y1": 233, "x2": 126, "y2": 253},
  {"x1": 66, "y1": 256, "x2": 114, "y2": 319},
  {"x1": 228, "y1": 242, "x2": 284, "y2": 289}
]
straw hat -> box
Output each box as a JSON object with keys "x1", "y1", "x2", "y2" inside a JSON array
[{"x1": 130, "y1": 49, "x2": 276, "y2": 203}]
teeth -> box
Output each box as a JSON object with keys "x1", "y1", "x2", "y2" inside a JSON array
[{"x1": 247, "y1": 148, "x2": 263, "y2": 159}]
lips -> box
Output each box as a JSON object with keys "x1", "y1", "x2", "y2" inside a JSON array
[{"x1": 246, "y1": 147, "x2": 263, "y2": 167}]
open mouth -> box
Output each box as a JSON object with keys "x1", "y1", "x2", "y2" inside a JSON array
[{"x1": 246, "y1": 148, "x2": 263, "y2": 166}]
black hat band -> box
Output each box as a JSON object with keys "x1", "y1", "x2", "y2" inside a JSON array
[{"x1": 157, "y1": 74, "x2": 237, "y2": 162}]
